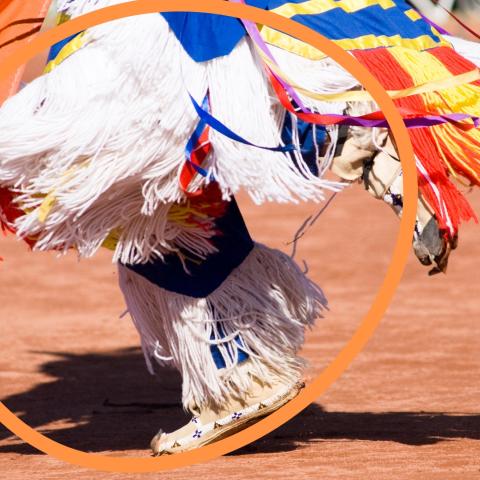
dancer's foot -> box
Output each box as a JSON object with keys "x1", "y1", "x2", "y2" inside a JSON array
[{"x1": 150, "y1": 361, "x2": 304, "y2": 456}]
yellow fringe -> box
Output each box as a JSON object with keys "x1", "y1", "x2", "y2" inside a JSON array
[
  {"x1": 389, "y1": 47, "x2": 480, "y2": 116},
  {"x1": 101, "y1": 202, "x2": 208, "y2": 252},
  {"x1": 389, "y1": 46, "x2": 480, "y2": 184},
  {"x1": 257, "y1": 46, "x2": 480, "y2": 102}
]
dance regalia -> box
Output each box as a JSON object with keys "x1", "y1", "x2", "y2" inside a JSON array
[{"x1": 0, "y1": 0, "x2": 479, "y2": 454}]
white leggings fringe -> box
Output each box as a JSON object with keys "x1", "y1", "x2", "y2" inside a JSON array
[{"x1": 118, "y1": 243, "x2": 327, "y2": 410}]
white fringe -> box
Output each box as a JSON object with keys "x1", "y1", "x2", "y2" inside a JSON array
[
  {"x1": 57, "y1": 0, "x2": 108, "y2": 16},
  {"x1": 206, "y1": 38, "x2": 344, "y2": 204},
  {"x1": 265, "y1": 46, "x2": 368, "y2": 178},
  {"x1": 0, "y1": 2, "x2": 349, "y2": 262},
  {"x1": 0, "y1": 12, "x2": 211, "y2": 262},
  {"x1": 268, "y1": 45, "x2": 360, "y2": 107},
  {"x1": 6, "y1": 2, "x2": 473, "y2": 266},
  {"x1": 14, "y1": 186, "x2": 219, "y2": 264},
  {"x1": 118, "y1": 243, "x2": 327, "y2": 410},
  {"x1": 0, "y1": 14, "x2": 207, "y2": 208}
]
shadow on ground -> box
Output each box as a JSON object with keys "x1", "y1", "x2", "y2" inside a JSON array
[{"x1": 1, "y1": 348, "x2": 479, "y2": 455}]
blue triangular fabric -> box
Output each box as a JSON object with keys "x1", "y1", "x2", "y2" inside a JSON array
[{"x1": 161, "y1": 0, "x2": 269, "y2": 62}]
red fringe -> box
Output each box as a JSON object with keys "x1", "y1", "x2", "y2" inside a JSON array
[
  {"x1": 353, "y1": 48, "x2": 477, "y2": 235},
  {"x1": 427, "y1": 47, "x2": 480, "y2": 186},
  {"x1": 0, "y1": 187, "x2": 21, "y2": 233},
  {"x1": 430, "y1": 45, "x2": 480, "y2": 88},
  {"x1": 0, "y1": 187, "x2": 35, "y2": 248}
]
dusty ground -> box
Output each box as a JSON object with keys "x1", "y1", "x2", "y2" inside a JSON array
[{"x1": 0, "y1": 182, "x2": 479, "y2": 480}]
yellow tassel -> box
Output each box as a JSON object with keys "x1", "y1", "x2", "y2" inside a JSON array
[{"x1": 389, "y1": 46, "x2": 480, "y2": 185}]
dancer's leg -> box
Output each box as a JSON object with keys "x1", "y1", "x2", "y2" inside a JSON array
[{"x1": 118, "y1": 186, "x2": 326, "y2": 454}]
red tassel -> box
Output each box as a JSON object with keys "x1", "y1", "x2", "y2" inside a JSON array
[
  {"x1": 0, "y1": 187, "x2": 21, "y2": 233},
  {"x1": 0, "y1": 187, "x2": 36, "y2": 247},
  {"x1": 429, "y1": 45, "x2": 480, "y2": 88},
  {"x1": 353, "y1": 48, "x2": 477, "y2": 235}
]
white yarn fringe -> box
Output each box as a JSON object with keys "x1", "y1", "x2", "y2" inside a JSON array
[
  {"x1": 118, "y1": 243, "x2": 327, "y2": 410},
  {"x1": 206, "y1": 38, "x2": 344, "y2": 204},
  {"x1": 0, "y1": 7, "x2": 346, "y2": 262},
  {"x1": 57, "y1": 0, "x2": 108, "y2": 16},
  {"x1": 267, "y1": 45, "x2": 361, "y2": 174},
  {"x1": 0, "y1": 12, "x2": 210, "y2": 262}
]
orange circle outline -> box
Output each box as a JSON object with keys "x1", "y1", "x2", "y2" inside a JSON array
[{"x1": 0, "y1": 0, "x2": 417, "y2": 472}]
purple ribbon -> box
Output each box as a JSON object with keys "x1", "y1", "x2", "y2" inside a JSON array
[
  {"x1": 417, "y1": 11, "x2": 451, "y2": 36},
  {"x1": 229, "y1": 0, "x2": 311, "y2": 112}
]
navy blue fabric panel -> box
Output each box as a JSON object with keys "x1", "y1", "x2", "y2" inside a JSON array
[
  {"x1": 281, "y1": 116, "x2": 327, "y2": 177},
  {"x1": 161, "y1": 0, "x2": 269, "y2": 62},
  {"x1": 210, "y1": 323, "x2": 249, "y2": 369},
  {"x1": 211, "y1": 343, "x2": 249, "y2": 368},
  {"x1": 161, "y1": 12, "x2": 245, "y2": 62},
  {"x1": 124, "y1": 198, "x2": 254, "y2": 298}
]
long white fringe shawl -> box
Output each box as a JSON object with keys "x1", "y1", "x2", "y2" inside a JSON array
[
  {"x1": 206, "y1": 38, "x2": 345, "y2": 204},
  {"x1": 0, "y1": 5, "x2": 346, "y2": 262},
  {"x1": 118, "y1": 243, "x2": 327, "y2": 410},
  {"x1": 0, "y1": 12, "x2": 212, "y2": 263}
]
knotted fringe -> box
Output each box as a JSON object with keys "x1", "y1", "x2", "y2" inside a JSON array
[
  {"x1": 0, "y1": 13, "x2": 212, "y2": 262},
  {"x1": 267, "y1": 44, "x2": 359, "y2": 175},
  {"x1": 57, "y1": 0, "x2": 104, "y2": 16},
  {"x1": 118, "y1": 243, "x2": 327, "y2": 410},
  {"x1": 353, "y1": 46, "x2": 479, "y2": 236},
  {"x1": 0, "y1": 7, "x2": 345, "y2": 260},
  {"x1": 206, "y1": 37, "x2": 344, "y2": 204}
]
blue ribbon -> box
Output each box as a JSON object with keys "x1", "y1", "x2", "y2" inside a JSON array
[
  {"x1": 189, "y1": 93, "x2": 296, "y2": 153},
  {"x1": 185, "y1": 95, "x2": 212, "y2": 178}
]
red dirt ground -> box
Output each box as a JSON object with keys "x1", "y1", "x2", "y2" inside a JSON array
[{"x1": 0, "y1": 183, "x2": 479, "y2": 480}]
